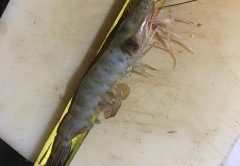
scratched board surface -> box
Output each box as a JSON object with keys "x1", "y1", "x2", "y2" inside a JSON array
[{"x1": 0, "y1": 0, "x2": 240, "y2": 166}]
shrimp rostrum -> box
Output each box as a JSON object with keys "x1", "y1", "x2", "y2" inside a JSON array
[{"x1": 46, "y1": 0, "x2": 191, "y2": 165}]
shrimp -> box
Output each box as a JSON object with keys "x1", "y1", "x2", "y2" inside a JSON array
[{"x1": 45, "y1": 0, "x2": 190, "y2": 165}]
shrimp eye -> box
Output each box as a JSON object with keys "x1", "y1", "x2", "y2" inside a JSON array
[{"x1": 122, "y1": 36, "x2": 140, "y2": 55}]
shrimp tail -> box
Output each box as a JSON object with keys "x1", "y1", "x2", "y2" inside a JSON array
[{"x1": 46, "y1": 135, "x2": 71, "y2": 166}]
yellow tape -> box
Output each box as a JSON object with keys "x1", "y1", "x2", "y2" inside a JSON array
[
  {"x1": 34, "y1": 1, "x2": 130, "y2": 166},
  {"x1": 35, "y1": 99, "x2": 72, "y2": 166}
]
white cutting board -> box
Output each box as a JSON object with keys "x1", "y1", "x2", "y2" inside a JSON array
[{"x1": 0, "y1": 0, "x2": 240, "y2": 166}]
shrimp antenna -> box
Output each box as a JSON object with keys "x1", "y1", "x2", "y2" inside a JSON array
[{"x1": 162, "y1": 0, "x2": 198, "y2": 8}]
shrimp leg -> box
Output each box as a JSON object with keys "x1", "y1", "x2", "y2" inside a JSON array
[
  {"x1": 132, "y1": 62, "x2": 157, "y2": 77},
  {"x1": 143, "y1": 25, "x2": 177, "y2": 68},
  {"x1": 99, "y1": 83, "x2": 130, "y2": 119},
  {"x1": 149, "y1": 18, "x2": 193, "y2": 53},
  {"x1": 143, "y1": 16, "x2": 193, "y2": 69}
]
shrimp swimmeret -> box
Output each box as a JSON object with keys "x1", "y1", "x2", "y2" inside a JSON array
[{"x1": 45, "y1": 0, "x2": 192, "y2": 165}]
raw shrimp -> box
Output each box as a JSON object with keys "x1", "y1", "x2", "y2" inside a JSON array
[{"x1": 45, "y1": 0, "x2": 190, "y2": 165}]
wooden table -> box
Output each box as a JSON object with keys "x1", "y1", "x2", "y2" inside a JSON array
[{"x1": 0, "y1": 0, "x2": 240, "y2": 165}]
